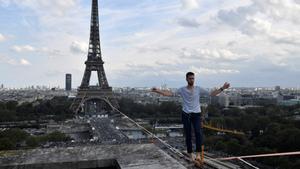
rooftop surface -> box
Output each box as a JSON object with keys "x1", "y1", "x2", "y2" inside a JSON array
[{"x1": 0, "y1": 144, "x2": 187, "y2": 169}]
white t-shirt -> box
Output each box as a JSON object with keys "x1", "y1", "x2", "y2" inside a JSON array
[{"x1": 176, "y1": 86, "x2": 208, "y2": 113}]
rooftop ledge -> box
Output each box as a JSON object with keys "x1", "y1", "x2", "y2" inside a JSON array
[{"x1": 0, "y1": 144, "x2": 186, "y2": 169}]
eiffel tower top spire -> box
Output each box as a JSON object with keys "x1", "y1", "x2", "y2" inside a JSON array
[{"x1": 88, "y1": 0, "x2": 102, "y2": 61}]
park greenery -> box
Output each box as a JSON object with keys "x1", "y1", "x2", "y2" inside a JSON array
[
  {"x1": 0, "y1": 96, "x2": 73, "y2": 122},
  {"x1": 0, "y1": 96, "x2": 72, "y2": 150},
  {"x1": 0, "y1": 128, "x2": 70, "y2": 150},
  {"x1": 0, "y1": 97, "x2": 299, "y2": 168}
]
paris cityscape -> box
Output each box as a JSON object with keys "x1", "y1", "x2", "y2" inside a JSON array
[{"x1": 0, "y1": 0, "x2": 300, "y2": 169}]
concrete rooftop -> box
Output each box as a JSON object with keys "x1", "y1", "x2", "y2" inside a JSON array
[{"x1": 0, "y1": 143, "x2": 187, "y2": 169}]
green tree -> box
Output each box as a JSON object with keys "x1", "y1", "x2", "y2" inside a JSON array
[
  {"x1": 6, "y1": 101, "x2": 18, "y2": 110},
  {"x1": 0, "y1": 138, "x2": 14, "y2": 150},
  {"x1": 226, "y1": 139, "x2": 242, "y2": 155},
  {"x1": 45, "y1": 131, "x2": 70, "y2": 142},
  {"x1": 26, "y1": 136, "x2": 39, "y2": 147},
  {"x1": 0, "y1": 128, "x2": 28, "y2": 143}
]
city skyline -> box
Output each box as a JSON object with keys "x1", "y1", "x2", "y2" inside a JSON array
[{"x1": 0, "y1": 0, "x2": 300, "y2": 88}]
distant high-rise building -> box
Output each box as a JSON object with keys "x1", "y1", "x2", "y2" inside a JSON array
[
  {"x1": 0, "y1": 84, "x2": 3, "y2": 89},
  {"x1": 65, "y1": 74, "x2": 72, "y2": 91},
  {"x1": 275, "y1": 86, "x2": 281, "y2": 91}
]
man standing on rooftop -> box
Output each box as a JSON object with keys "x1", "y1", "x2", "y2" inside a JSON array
[{"x1": 151, "y1": 72, "x2": 230, "y2": 163}]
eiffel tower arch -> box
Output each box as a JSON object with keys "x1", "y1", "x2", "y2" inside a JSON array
[{"x1": 71, "y1": 0, "x2": 119, "y2": 115}]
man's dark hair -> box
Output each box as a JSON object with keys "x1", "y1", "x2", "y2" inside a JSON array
[{"x1": 186, "y1": 72, "x2": 194, "y2": 78}]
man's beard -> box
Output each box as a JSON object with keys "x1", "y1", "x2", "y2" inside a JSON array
[{"x1": 188, "y1": 82, "x2": 194, "y2": 86}]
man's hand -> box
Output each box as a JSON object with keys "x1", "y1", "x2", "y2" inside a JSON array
[
  {"x1": 210, "y1": 82, "x2": 231, "y2": 96},
  {"x1": 222, "y1": 82, "x2": 230, "y2": 90},
  {"x1": 151, "y1": 87, "x2": 173, "y2": 96}
]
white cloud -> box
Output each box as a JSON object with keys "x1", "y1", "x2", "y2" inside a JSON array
[
  {"x1": 20, "y1": 58, "x2": 31, "y2": 66},
  {"x1": 181, "y1": 0, "x2": 199, "y2": 10},
  {"x1": 0, "y1": 0, "x2": 77, "y2": 16},
  {"x1": 0, "y1": 33, "x2": 5, "y2": 42},
  {"x1": 218, "y1": 0, "x2": 300, "y2": 25},
  {"x1": 241, "y1": 17, "x2": 272, "y2": 35},
  {"x1": 215, "y1": 0, "x2": 300, "y2": 76},
  {"x1": 190, "y1": 66, "x2": 240, "y2": 75},
  {"x1": 11, "y1": 45, "x2": 65, "y2": 59},
  {"x1": 12, "y1": 45, "x2": 36, "y2": 52},
  {"x1": 217, "y1": 0, "x2": 300, "y2": 41},
  {"x1": 0, "y1": 55, "x2": 31, "y2": 66},
  {"x1": 270, "y1": 30, "x2": 300, "y2": 45},
  {"x1": 70, "y1": 41, "x2": 88, "y2": 54},
  {"x1": 253, "y1": 0, "x2": 300, "y2": 24},
  {"x1": 0, "y1": 0, "x2": 85, "y2": 35},
  {"x1": 176, "y1": 17, "x2": 201, "y2": 28},
  {"x1": 116, "y1": 62, "x2": 185, "y2": 78},
  {"x1": 225, "y1": 15, "x2": 300, "y2": 46},
  {"x1": 0, "y1": 55, "x2": 17, "y2": 65},
  {"x1": 182, "y1": 48, "x2": 248, "y2": 62}
]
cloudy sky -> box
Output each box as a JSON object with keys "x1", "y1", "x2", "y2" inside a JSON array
[{"x1": 0, "y1": 0, "x2": 299, "y2": 88}]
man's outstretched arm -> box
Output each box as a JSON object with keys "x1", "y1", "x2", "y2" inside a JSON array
[
  {"x1": 210, "y1": 82, "x2": 230, "y2": 96},
  {"x1": 151, "y1": 87, "x2": 174, "y2": 97}
]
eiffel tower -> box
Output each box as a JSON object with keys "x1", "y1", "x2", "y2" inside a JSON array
[{"x1": 71, "y1": 0, "x2": 118, "y2": 115}]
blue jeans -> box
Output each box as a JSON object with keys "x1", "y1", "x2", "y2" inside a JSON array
[{"x1": 182, "y1": 112, "x2": 203, "y2": 153}]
